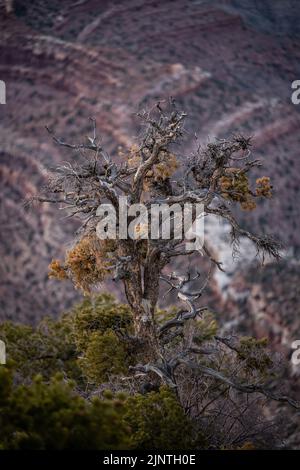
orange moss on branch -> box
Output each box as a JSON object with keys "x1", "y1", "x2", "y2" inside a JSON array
[
  {"x1": 49, "y1": 234, "x2": 117, "y2": 293},
  {"x1": 127, "y1": 144, "x2": 178, "y2": 191},
  {"x1": 219, "y1": 169, "x2": 272, "y2": 211},
  {"x1": 256, "y1": 176, "x2": 272, "y2": 198}
]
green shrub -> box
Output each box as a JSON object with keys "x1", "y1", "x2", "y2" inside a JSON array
[
  {"x1": 0, "y1": 367, "x2": 129, "y2": 450},
  {"x1": 124, "y1": 387, "x2": 204, "y2": 449}
]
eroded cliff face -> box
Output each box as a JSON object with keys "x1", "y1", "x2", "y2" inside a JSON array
[
  {"x1": 212, "y1": 255, "x2": 300, "y2": 449},
  {"x1": 0, "y1": 0, "x2": 299, "y2": 329}
]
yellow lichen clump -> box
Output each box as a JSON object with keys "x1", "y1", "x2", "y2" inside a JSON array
[
  {"x1": 49, "y1": 234, "x2": 117, "y2": 293},
  {"x1": 48, "y1": 259, "x2": 68, "y2": 280},
  {"x1": 256, "y1": 176, "x2": 272, "y2": 198},
  {"x1": 127, "y1": 144, "x2": 141, "y2": 168},
  {"x1": 134, "y1": 223, "x2": 149, "y2": 239},
  {"x1": 219, "y1": 168, "x2": 256, "y2": 211},
  {"x1": 127, "y1": 145, "x2": 178, "y2": 191},
  {"x1": 220, "y1": 169, "x2": 272, "y2": 211},
  {"x1": 148, "y1": 151, "x2": 179, "y2": 181}
]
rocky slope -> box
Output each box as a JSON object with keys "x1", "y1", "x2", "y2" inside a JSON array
[{"x1": 0, "y1": 0, "x2": 299, "y2": 337}]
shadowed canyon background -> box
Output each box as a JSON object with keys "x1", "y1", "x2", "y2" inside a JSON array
[{"x1": 0, "y1": 0, "x2": 300, "y2": 442}]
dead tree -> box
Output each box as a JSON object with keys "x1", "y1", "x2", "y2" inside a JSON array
[{"x1": 30, "y1": 101, "x2": 299, "y2": 410}]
